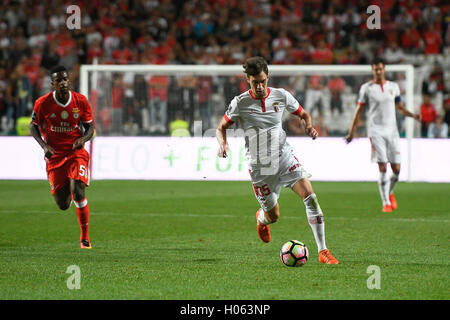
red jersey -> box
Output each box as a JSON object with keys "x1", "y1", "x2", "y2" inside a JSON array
[
  {"x1": 423, "y1": 31, "x2": 442, "y2": 54},
  {"x1": 149, "y1": 76, "x2": 169, "y2": 101},
  {"x1": 31, "y1": 90, "x2": 93, "y2": 170},
  {"x1": 420, "y1": 103, "x2": 437, "y2": 124}
]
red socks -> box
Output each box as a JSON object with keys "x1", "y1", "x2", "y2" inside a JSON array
[{"x1": 74, "y1": 198, "x2": 89, "y2": 241}]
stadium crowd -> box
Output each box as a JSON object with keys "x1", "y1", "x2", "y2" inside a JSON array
[{"x1": 0, "y1": 0, "x2": 449, "y2": 137}]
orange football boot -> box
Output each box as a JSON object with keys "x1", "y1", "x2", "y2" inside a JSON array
[
  {"x1": 255, "y1": 209, "x2": 271, "y2": 243},
  {"x1": 389, "y1": 194, "x2": 397, "y2": 210},
  {"x1": 318, "y1": 249, "x2": 339, "y2": 264},
  {"x1": 382, "y1": 204, "x2": 393, "y2": 213}
]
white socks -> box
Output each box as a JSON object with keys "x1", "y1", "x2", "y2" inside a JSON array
[
  {"x1": 378, "y1": 171, "x2": 399, "y2": 206},
  {"x1": 257, "y1": 208, "x2": 272, "y2": 225},
  {"x1": 389, "y1": 173, "x2": 399, "y2": 195},
  {"x1": 303, "y1": 193, "x2": 327, "y2": 252},
  {"x1": 256, "y1": 194, "x2": 328, "y2": 252},
  {"x1": 378, "y1": 172, "x2": 390, "y2": 206}
]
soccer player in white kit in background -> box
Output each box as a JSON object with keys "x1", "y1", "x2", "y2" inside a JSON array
[
  {"x1": 345, "y1": 59, "x2": 421, "y2": 212},
  {"x1": 216, "y1": 57, "x2": 339, "y2": 264}
]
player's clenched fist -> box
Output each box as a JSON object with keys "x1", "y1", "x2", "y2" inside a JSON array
[
  {"x1": 345, "y1": 133, "x2": 353, "y2": 144},
  {"x1": 217, "y1": 143, "x2": 229, "y2": 158},
  {"x1": 72, "y1": 138, "x2": 85, "y2": 150},
  {"x1": 305, "y1": 127, "x2": 318, "y2": 140},
  {"x1": 43, "y1": 144, "x2": 56, "y2": 159}
]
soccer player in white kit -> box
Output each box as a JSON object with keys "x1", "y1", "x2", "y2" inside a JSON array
[
  {"x1": 216, "y1": 57, "x2": 339, "y2": 264},
  {"x1": 345, "y1": 59, "x2": 421, "y2": 212}
]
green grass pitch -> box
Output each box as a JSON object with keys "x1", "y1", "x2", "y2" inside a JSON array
[{"x1": 0, "y1": 180, "x2": 448, "y2": 300}]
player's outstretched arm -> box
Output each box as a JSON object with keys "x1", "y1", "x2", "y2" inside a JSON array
[
  {"x1": 298, "y1": 109, "x2": 318, "y2": 140},
  {"x1": 29, "y1": 123, "x2": 55, "y2": 158},
  {"x1": 216, "y1": 117, "x2": 233, "y2": 158},
  {"x1": 395, "y1": 101, "x2": 421, "y2": 121},
  {"x1": 345, "y1": 103, "x2": 364, "y2": 143},
  {"x1": 73, "y1": 122, "x2": 94, "y2": 150}
]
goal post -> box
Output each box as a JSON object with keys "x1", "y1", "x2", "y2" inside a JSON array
[{"x1": 80, "y1": 64, "x2": 416, "y2": 182}]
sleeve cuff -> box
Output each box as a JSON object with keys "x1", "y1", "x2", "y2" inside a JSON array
[
  {"x1": 291, "y1": 104, "x2": 303, "y2": 116},
  {"x1": 224, "y1": 114, "x2": 234, "y2": 124}
]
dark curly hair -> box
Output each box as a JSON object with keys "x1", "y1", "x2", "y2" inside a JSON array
[
  {"x1": 371, "y1": 58, "x2": 385, "y2": 66},
  {"x1": 50, "y1": 65, "x2": 68, "y2": 76},
  {"x1": 243, "y1": 56, "x2": 269, "y2": 76}
]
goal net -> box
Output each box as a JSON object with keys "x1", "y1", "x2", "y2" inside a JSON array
[
  {"x1": 80, "y1": 64, "x2": 417, "y2": 137},
  {"x1": 80, "y1": 64, "x2": 419, "y2": 180}
]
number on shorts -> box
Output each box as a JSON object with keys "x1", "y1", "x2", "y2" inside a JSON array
[
  {"x1": 253, "y1": 184, "x2": 271, "y2": 197},
  {"x1": 79, "y1": 165, "x2": 88, "y2": 178}
]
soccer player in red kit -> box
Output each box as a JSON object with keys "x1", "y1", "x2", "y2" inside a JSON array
[{"x1": 30, "y1": 66, "x2": 94, "y2": 249}]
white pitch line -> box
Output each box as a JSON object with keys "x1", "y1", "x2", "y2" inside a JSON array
[{"x1": 1, "y1": 209, "x2": 448, "y2": 223}]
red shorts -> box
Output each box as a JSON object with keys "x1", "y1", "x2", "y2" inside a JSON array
[{"x1": 47, "y1": 156, "x2": 90, "y2": 195}]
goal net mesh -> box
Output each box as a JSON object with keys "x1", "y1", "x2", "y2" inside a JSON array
[{"x1": 80, "y1": 65, "x2": 419, "y2": 138}]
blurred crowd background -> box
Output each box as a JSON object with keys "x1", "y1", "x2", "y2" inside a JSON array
[{"x1": 0, "y1": 0, "x2": 449, "y2": 138}]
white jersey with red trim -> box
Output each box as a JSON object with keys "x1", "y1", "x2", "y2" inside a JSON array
[
  {"x1": 357, "y1": 80, "x2": 401, "y2": 137},
  {"x1": 224, "y1": 87, "x2": 303, "y2": 168}
]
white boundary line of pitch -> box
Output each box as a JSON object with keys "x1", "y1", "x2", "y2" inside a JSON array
[{"x1": 1, "y1": 210, "x2": 448, "y2": 223}]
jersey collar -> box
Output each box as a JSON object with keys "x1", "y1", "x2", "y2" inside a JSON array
[
  {"x1": 372, "y1": 80, "x2": 386, "y2": 92},
  {"x1": 53, "y1": 90, "x2": 72, "y2": 108},
  {"x1": 249, "y1": 88, "x2": 271, "y2": 100}
]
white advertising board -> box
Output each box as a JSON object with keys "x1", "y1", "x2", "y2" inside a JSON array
[{"x1": 1, "y1": 137, "x2": 449, "y2": 182}]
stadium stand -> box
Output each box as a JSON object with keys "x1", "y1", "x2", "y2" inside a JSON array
[{"x1": 0, "y1": 0, "x2": 449, "y2": 136}]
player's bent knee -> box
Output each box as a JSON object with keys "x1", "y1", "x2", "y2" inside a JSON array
[
  {"x1": 57, "y1": 200, "x2": 71, "y2": 211},
  {"x1": 302, "y1": 190, "x2": 314, "y2": 200},
  {"x1": 72, "y1": 191, "x2": 85, "y2": 202},
  {"x1": 71, "y1": 180, "x2": 86, "y2": 202},
  {"x1": 391, "y1": 166, "x2": 400, "y2": 175},
  {"x1": 54, "y1": 187, "x2": 71, "y2": 211}
]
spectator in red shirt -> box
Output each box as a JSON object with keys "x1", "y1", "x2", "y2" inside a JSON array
[
  {"x1": 423, "y1": 23, "x2": 443, "y2": 55},
  {"x1": 327, "y1": 75, "x2": 345, "y2": 115},
  {"x1": 420, "y1": 94, "x2": 437, "y2": 137},
  {"x1": 111, "y1": 74, "x2": 124, "y2": 135},
  {"x1": 310, "y1": 40, "x2": 332, "y2": 64},
  {"x1": 112, "y1": 35, "x2": 133, "y2": 65},
  {"x1": 403, "y1": 0, "x2": 422, "y2": 22},
  {"x1": 87, "y1": 39, "x2": 104, "y2": 64},
  {"x1": 271, "y1": 0, "x2": 287, "y2": 18},
  {"x1": 400, "y1": 23, "x2": 422, "y2": 53},
  {"x1": 290, "y1": 40, "x2": 311, "y2": 64},
  {"x1": 197, "y1": 76, "x2": 213, "y2": 130},
  {"x1": 112, "y1": 47, "x2": 133, "y2": 65}
]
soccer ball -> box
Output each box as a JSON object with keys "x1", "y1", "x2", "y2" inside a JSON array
[{"x1": 280, "y1": 240, "x2": 309, "y2": 267}]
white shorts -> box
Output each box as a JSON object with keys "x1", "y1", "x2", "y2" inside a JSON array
[
  {"x1": 370, "y1": 135, "x2": 401, "y2": 164},
  {"x1": 249, "y1": 149, "x2": 311, "y2": 212}
]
